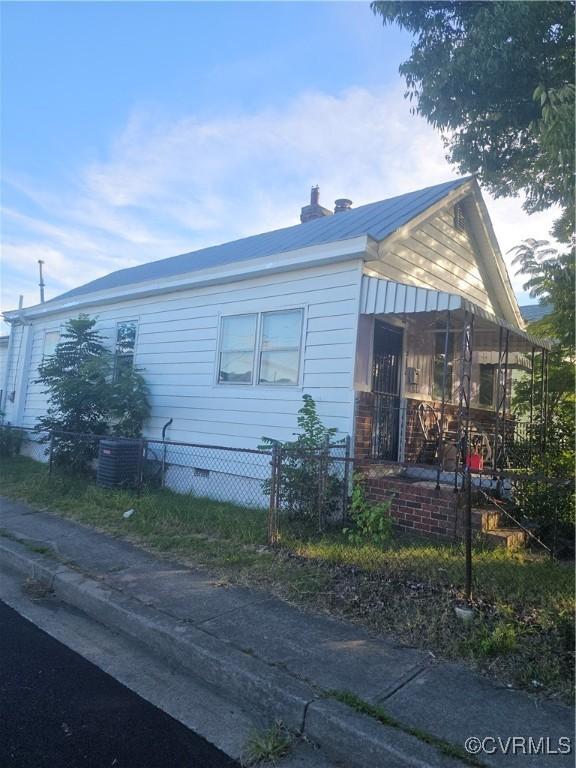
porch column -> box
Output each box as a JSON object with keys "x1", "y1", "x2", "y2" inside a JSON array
[
  {"x1": 453, "y1": 310, "x2": 474, "y2": 492},
  {"x1": 493, "y1": 328, "x2": 509, "y2": 472},
  {"x1": 529, "y1": 347, "x2": 535, "y2": 463},
  {"x1": 539, "y1": 350, "x2": 546, "y2": 453},
  {"x1": 436, "y1": 310, "x2": 451, "y2": 490},
  {"x1": 543, "y1": 350, "x2": 549, "y2": 452},
  {"x1": 500, "y1": 330, "x2": 510, "y2": 468},
  {"x1": 493, "y1": 327, "x2": 504, "y2": 472}
]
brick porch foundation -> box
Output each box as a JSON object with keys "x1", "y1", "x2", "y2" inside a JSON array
[{"x1": 360, "y1": 472, "x2": 464, "y2": 540}]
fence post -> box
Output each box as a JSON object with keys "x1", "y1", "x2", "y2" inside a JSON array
[
  {"x1": 464, "y1": 469, "x2": 473, "y2": 602},
  {"x1": 342, "y1": 434, "x2": 351, "y2": 519},
  {"x1": 317, "y1": 435, "x2": 330, "y2": 532},
  {"x1": 136, "y1": 438, "x2": 147, "y2": 496},
  {"x1": 267, "y1": 445, "x2": 279, "y2": 546},
  {"x1": 48, "y1": 432, "x2": 54, "y2": 477}
]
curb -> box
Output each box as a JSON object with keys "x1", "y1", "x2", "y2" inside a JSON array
[{"x1": 0, "y1": 537, "x2": 466, "y2": 767}]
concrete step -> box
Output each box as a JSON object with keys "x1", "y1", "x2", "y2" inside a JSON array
[{"x1": 483, "y1": 527, "x2": 528, "y2": 550}]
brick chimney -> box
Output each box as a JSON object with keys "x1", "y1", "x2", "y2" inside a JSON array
[{"x1": 300, "y1": 186, "x2": 333, "y2": 223}]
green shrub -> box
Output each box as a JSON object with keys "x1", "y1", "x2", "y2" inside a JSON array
[
  {"x1": 0, "y1": 423, "x2": 24, "y2": 458},
  {"x1": 511, "y1": 450, "x2": 575, "y2": 551},
  {"x1": 468, "y1": 622, "x2": 520, "y2": 658},
  {"x1": 260, "y1": 395, "x2": 344, "y2": 520},
  {"x1": 35, "y1": 314, "x2": 150, "y2": 472},
  {"x1": 343, "y1": 474, "x2": 393, "y2": 546}
]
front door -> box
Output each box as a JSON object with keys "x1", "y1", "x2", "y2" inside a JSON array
[{"x1": 371, "y1": 321, "x2": 402, "y2": 461}]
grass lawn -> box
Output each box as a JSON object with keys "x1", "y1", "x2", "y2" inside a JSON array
[{"x1": 1, "y1": 455, "x2": 574, "y2": 702}]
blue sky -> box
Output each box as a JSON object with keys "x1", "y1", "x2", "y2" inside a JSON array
[{"x1": 1, "y1": 1, "x2": 557, "y2": 317}]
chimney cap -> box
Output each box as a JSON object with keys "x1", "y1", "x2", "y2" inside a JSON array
[{"x1": 334, "y1": 198, "x2": 353, "y2": 213}]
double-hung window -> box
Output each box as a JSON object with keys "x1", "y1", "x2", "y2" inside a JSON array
[
  {"x1": 114, "y1": 321, "x2": 138, "y2": 380},
  {"x1": 217, "y1": 309, "x2": 303, "y2": 386},
  {"x1": 218, "y1": 314, "x2": 257, "y2": 384},
  {"x1": 258, "y1": 310, "x2": 303, "y2": 385}
]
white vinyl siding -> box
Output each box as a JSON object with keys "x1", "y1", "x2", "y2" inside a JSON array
[
  {"x1": 13, "y1": 261, "x2": 362, "y2": 446},
  {"x1": 368, "y1": 210, "x2": 495, "y2": 313}
]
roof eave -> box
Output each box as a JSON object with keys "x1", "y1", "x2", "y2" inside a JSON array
[{"x1": 3, "y1": 235, "x2": 372, "y2": 322}]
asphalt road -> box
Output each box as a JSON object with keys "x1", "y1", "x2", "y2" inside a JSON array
[{"x1": 0, "y1": 600, "x2": 239, "y2": 768}]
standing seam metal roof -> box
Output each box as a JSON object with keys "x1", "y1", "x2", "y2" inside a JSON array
[{"x1": 50, "y1": 177, "x2": 470, "y2": 303}]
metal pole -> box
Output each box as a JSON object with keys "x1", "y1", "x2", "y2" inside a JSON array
[
  {"x1": 529, "y1": 347, "x2": 535, "y2": 462},
  {"x1": 48, "y1": 432, "x2": 54, "y2": 477},
  {"x1": 543, "y1": 350, "x2": 549, "y2": 452},
  {"x1": 436, "y1": 311, "x2": 451, "y2": 490},
  {"x1": 342, "y1": 434, "x2": 351, "y2": 519},
  {"x1": 136, "y1": 438, "x2": 146, "y2": 496},
  {"x1": 493, "y1": 326, "x2": 504, "y2": 473},
  {"x1": 38, "y1": 260, "x2": 45, "y2": 304},
  {"x1": 454, "y1": 312, "x2": 473, "y2": 492},
  {"x1": 539, "y1": 350, "x2": 546, "y2": 452},
  {"x1": 267, "y1": 445, "x2": 279, "y2": 546},
  {"x1": 464, "y1": 469, "x2": 473, "y2": 602},
  {"x1": 501, "y1": 330, "x2": 510, "y2": 467}
]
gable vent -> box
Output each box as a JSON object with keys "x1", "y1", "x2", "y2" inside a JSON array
[{"x1": 454, "y1": 203, "x2": 466, "y2": 232}]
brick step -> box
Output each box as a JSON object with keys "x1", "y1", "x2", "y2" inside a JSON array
[
  {"x1": 472, "y1": 508, "x2": 502, "y2": 532},
  {"x1": 483, "y1": 528, "x2": 527, "y2": 550}
]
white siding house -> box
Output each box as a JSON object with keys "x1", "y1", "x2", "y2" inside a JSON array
[{"x1": 3, "y1": 177, "x2": 549, "y2": 501}]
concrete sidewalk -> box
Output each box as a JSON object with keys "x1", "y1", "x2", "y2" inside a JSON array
[{"x1": 0, "y1": 497, "x2": 573, "y2": 767}]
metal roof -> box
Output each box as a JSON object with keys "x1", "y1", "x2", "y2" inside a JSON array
[
  {"x1": 360, "y1": 275, "x2": 553, "y2": 350},
  {"x1": 49, "y1": 177, "x2": 470, "y2": 304},
  {"x1": 519, "y1": 304, "x2": 553, "y2": 324}
]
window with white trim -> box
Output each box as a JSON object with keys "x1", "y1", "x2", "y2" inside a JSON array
[
  {"x1": 43, "y1": 331, "x2": 60, "y2": 359},
  {"x1": 258, "y1": 309, "x2": 303, "y2": 385},
  {"x1": 217, "y1": 309, "x2": 303, "y2": 386},
  {"x1": 114, "y1": 321, "x2": 138, "y2": 380},
  {"x1": 218, "y1": 313, "x2": 257, "y2": 384}
]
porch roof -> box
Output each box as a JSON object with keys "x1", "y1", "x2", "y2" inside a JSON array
[{"x1": 360, "y1": 275, "x2": 553, "y2": 351}]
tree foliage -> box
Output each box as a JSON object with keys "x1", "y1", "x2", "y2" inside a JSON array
[
  {"x1": 371, "y1": 1, "x2": 575, "y2": 236},
  {"x1": 260, "y1": 394, "x2": 343, "y2": 520},
  {"x1": 510, "y1": 239, "x2": 574, "y2": 472},
  {"x1": 509, "y1": 238, "x2": 575, "y2": 352},
  {"x1": 36, "y1": 315, "x2": 150, "y2": 468}
]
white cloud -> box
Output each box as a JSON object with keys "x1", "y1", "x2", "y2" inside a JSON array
[{"x1": 2, "y1": 85, "x2": 559, "y2": 317}]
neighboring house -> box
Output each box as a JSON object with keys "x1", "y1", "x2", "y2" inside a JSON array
[
  {"x1": 519, "y1": 303, "x2": 553, "y2": 325},
  {"x1": 2, "y1": 178, "x2": 551, "y2": 537}
]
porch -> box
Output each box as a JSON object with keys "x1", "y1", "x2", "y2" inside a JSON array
[{"x1": 353, "y1": 276, "x2": 552, "y2": 544}]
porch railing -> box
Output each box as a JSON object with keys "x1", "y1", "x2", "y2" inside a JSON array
[{"x1": 369, "y1": 398, "x2": 547, "y2": 479}]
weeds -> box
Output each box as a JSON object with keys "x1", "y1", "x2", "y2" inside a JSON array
[
  {"x1": 241, "y1": 721, "x2": 293, "y2": 766},
  {"x1": 330, "y1": 691, "x2": 484, "y2": 767}
]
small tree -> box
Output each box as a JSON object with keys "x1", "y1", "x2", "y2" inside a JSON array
[
  {"x1": 261, "y1": 394, "x2": 343, "y2": 520},
  {"x1": 108, "y1": 365, "x2": 150, "y2": 438},
  {"x1": 36, "y1": 314, "x2": 150, "y2": 470}
]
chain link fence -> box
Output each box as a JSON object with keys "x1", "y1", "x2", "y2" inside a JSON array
[
  {"x1": 267, "y1": 441, "x2": 353, "y2": 543},
  {"x1": 1, "y1": 426, "x2": 353, "y2": 544},
  {"x1": 0, "y1": 425, "x2": 50, "y2": 463}
]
